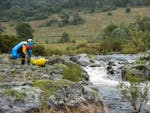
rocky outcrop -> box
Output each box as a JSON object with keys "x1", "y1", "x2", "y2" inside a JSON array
[
  {"x1": 0, "y1": 54, "x2": 105, "y2": 113},
  {"x1": 122, "y1": 55, "x2": 150, "y2": 81}
]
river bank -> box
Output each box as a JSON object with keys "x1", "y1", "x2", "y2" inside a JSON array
[
  {"x1": 0, "y1": 54, "x2": 105, "y2": 113},
  {"x1": 0, "y1": 53, "x2": 149, "y2": 113}
]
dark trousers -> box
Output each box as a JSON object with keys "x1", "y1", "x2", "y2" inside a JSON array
[{"x1": 21, "y1": 54, "x2": 26, "y2": 65}]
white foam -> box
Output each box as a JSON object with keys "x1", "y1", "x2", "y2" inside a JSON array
[{"x1": 83, "y1": 66, "x2": 119, "y2": 86}]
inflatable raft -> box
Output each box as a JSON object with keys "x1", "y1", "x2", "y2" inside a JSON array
[
  {"x1": 11, "y1": 41, "x2": 27, "y2": 59},
  {"x1": 31, "y1": 57, "x2": 46, "y2": 66}
]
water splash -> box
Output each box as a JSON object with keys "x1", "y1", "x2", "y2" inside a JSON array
[{"x1": 83, "y1": 66, "x2": 119, "y2": 86}]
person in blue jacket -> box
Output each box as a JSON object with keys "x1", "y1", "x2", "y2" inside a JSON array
[{"x1": 26, "y1": 39, "x2": 38, "y2": 65}]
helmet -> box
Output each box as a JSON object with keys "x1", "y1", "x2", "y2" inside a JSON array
[{"x1": 28, "y1": 39, "x2": 32, "y2": 42}]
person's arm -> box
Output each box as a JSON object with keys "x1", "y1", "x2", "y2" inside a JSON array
[{"x1": 28, "y1": 42, "x2": 37, "y2": 46}]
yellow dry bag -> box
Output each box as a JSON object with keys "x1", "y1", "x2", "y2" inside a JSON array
[{"x1": 31, "y1": 57, "x2": 46, "y2": 66}]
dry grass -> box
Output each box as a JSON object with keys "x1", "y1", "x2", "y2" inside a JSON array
[{"x1": 1, "y1": 7, "x2": 150, "y2": 42}]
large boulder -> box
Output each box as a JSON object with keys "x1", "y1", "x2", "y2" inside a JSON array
[{"x1": 122, "y1": 55, "x2": 150, "y2": 81}]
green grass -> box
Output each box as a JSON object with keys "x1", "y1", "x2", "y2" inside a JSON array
[
  {"x1": 33, "y1": 79, "x2": 74, "y2": 95},
  {"x1": 43, "y1": 42, "x2": 101, "y2": 55},
  {"x1": 2, "y1": 7, "x2": 150, "y2": 43},
  {"x1": 63, "y1": 63, "x2": 85, "y2": 82}
]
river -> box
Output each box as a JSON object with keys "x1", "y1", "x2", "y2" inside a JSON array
[{"x1": 80, "y1": 54, "x2": 150, "y2": 113}]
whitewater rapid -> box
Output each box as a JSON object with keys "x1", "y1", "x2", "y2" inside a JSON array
[{"x1": 83, "y1": 66, "x2": 119, "y2": 86}]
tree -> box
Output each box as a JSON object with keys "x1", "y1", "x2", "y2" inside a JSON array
[
  {"x1": 15, "y1": 22, "x2": 33, "y2": 39},
  {"x1": 135, "y1": 16, "x2": 150, "y2": 32},
  {"x1": 118, "y1": 74, "x2": 149, "y2": 113},
  {"x1": 70, "y1": 12, "x2": 84, "y2": 25},
  {"x1": 60, "y1": 32, "x2": 70, "y2": 43},
  {"x1": 126, "y1": 7, "x2": 131, "y2": 13}
]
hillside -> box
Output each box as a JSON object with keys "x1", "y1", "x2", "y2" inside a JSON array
[
  {"x1": 0, "y1": 0, "x2": 149, "y2": 21},
  {"x1": 2, "y1": 7, "x2": 150, "y2": 42}
]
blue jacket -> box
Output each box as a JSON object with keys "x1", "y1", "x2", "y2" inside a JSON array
[{"x1": 27, "y1": 42, "x2": 37, "y2": 58}]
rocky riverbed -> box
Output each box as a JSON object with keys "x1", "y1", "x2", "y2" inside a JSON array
[
  {"x1": 0, "y1": 54, "x2": 105, "y2": 113},
  {"x1": 0, "y1": 53, "x2": 149, "y2": 113}
]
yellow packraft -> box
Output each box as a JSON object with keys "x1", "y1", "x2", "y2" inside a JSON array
[{"x1": 31, "y1": 57, "x2": 46, "y2": 66}]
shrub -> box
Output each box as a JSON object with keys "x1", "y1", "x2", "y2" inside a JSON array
[
  {"x1": 76, "y1": 42, "x2": 87, "y2": 49},
  {"x1": 15, "y1": 22, "x2": 33, "y2": 40},
  {"x1": 90, "y1": 8, "x2": 95, "y2": 13},
  {"x1": 107, "y1": 12, "x2": 112, "y2": 16},
  {"x1": 0, "y1": 35, "x2": 20, "y2": 53},
  {"x1": 122, "y1": 37, "x2": 145, "y2": 54},
  {"x1": 70, "y1": 12, "x2": 85, "y2": 25},
  {"x1": 125, "y1": 7, "x2": 131, "y2": 13},
  {"x1": 118, "y1": 74, "x2": 149, "y2": 113},
  {"x1": 59, "y1": 32, "x2": 70, "y2": 43},
  {"x1": 63, "y1": 63, "x2": 84, "y2": 82},
  {"x1": 45, "y1": 18, "x2": 58, "y2": 27},
  {"x1": 100, "y1": 38, "x2": 122, "y2": 53},
  {"x1": 33, "y1": 45, "x2": 47, "y2": 56}
]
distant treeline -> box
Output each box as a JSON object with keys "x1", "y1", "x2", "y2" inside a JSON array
[{"x1": 0, "y1": 0, "x2": 149, "y2": 21}]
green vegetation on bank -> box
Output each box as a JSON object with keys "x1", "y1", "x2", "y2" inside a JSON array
[
  {"x1": 33, "y1": 80, "x2": 74, "y2": 95},
  {"x1": 0, "y1": 6, "x2": 149, "y2": 55},
  {"x1": 0, "y1": 16, "x2": 149, "y2": 55},
  {"x1": 118, "y1": 74, "x2": 149, "y2": 113},
  {"x1": 63, "y1": 63, "x2": 86, "y2": 82}
]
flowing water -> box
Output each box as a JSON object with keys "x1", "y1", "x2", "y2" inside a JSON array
[{"x1": 81, "y1": 54, "x2": 150, "y2": 113}]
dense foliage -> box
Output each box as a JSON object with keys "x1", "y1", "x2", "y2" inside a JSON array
[
  {"x1": 0, "y1": 35, "x2": 21, "y2": 53},
  {"x1": 15, "y1": 22, "x2": 33, "y2": 39},
  {"x1": 98, "y1": 16, "x2": 150, "y2": 54},
  {"x1": 59, "y1": 32, "x2": 70, "y2": 43},
  {"x1": 0, "y1": 0, "x2": 149, "y2": 21}
]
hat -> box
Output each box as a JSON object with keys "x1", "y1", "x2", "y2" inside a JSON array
[{"x1": 28, "y1": 39, "x2": 32, "y2": 42}]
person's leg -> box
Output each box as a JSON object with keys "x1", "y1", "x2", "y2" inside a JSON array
[
  {"x1": 27, "y1": 53, "x2": 31, "y2": 65},
  {"x1": 21, "y1": 54, "x2": 25, "y2": 65}
]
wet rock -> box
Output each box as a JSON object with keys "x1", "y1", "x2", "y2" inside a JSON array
[
  {"x1": 122, "y1": 55, "x2": 150, "y2": 81},
  {"x1": 0, "y1": 54, "x2": 105, "y2": 113},
  {"x1": 107, "y1": 65, "x2": 114, "y2": 74},
  {"x1": 48, "y1": 55, "x2": 71, "y2": 65},
  {"x1": 47, "y1": 83, "x2": 103, "y2": 112},
  {"x1": 70, "y1": 54, "x2": 90, "y2": 66}
]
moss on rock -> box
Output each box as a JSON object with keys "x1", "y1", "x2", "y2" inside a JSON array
[
  {"x1": 4, "y1": 89, "x2": 27, "y2": 100},
  {"x1": 33, "y1": 80, "x2": 74, "y2": 95},
  {"x1": 63, "y1": 63, "x2": 87, "y2": 82}
]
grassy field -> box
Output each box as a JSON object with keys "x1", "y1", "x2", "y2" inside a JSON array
[{"x1": 2, "y1": 7, "x2": 150, "y2": 43}]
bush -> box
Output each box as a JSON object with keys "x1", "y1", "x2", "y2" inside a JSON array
[
  {"x1": 0, "y1": 35, "x2": 20, "y2": 53},
  {"x1": 70, "y1": 12, "x2": 85, "y2": 25},
  {"x1": 118, "y1": 74, "x2": 149, "y2": 113},
  {"x1": 59, "y1": 32, "x2": 70, "y2": 43},
  {"x1": 100, "y1": 38, "x2": 122, "y2": 53},
  {"x1": 76, "y1": 42, "x2": 87, "y2": 49},
  {"x1": 45, "y1": 19, "x2": 58, "y2": 27},
  {"x1": 122, "y1": 37, "x2": 145, "y2": 54},
  {"x1": 107, "y1": 12, "x2": 112, "y2": 16},
  {"x1": 125, "y1": 7, "x2": 131, "y2": 13},
  {"x1": 15, "y1": 22, "x2": 33, "y2": 40},
  {"x1": 33, "y1": 45, "x2": 47, "y2": 56},
  {"x1": 63, "y1": 63, "x2": 84, "y2": 82}
]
